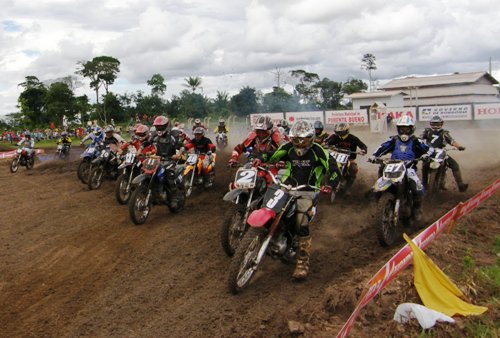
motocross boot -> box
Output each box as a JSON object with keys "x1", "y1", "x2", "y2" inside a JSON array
[
  {"x1": 453, "y1": 170, "x2": 468, "y2": 192},
  {"x1": 293, "y1": 236, "x2": 311, "y2": 281}
]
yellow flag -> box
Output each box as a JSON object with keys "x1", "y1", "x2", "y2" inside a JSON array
[{"x1": 404, "y1": 233, "x2": 488, "y2": 317}]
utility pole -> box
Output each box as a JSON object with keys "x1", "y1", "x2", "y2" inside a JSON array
[{"x1": 270, "y1": 67, "x2": 283, "y2": 88}]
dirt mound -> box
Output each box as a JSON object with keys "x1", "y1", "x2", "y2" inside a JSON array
[{"x1": 0, "y1": 128, "x2": 498, "y2": 337}]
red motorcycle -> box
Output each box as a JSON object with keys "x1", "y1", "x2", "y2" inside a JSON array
[{"x1": 10, "y1": 148, "x2": 35, "y2": 173}]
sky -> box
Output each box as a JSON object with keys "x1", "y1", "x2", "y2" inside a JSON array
[{"x1": 1, "y1": 0, "x2": 500, "y2": 116}]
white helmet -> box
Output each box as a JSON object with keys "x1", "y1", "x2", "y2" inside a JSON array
[
  {"x1": 396, "y1": 116, "x2": 415, "y2": 142},
  {"x1": 289, "y1": 120, "x2": 314, "y2": 156}
]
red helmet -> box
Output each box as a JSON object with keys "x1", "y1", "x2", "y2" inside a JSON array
[
  {"x1": 134, "y1": 124, "x2": 149, "y2": 141},
  {"x1": 153, "y1": 116, "x2": 169, "y2": 136}
]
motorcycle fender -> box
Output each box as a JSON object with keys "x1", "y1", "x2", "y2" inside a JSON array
[
  {"x1": 183, "y1": 165, "x2": 193, "y2": 176},
  {"x1": 223, "y1": 189, "x2": 244, "y2": 203},
  {"x1": 247, "y1": 208, "x2": 276, "y2": 228},
  {"x1": 132, "y1": 173, "x2": 147, "y2": 185},
  {"x1": 373, "y1": 177, "x2": 392, "y2": 192}
]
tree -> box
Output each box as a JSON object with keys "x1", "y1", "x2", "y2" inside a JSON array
[
  {"x1": 231, "y1": 86, "x2": 258, "y2": 117},
  {"x1": 212, "y1": 91, "x2": 232, "y2": 117},
  {"x1": 44, "y1": 82, "x2": 77, "y2": 127},
  {"x1": 313, "y1": 78, "x2": 343, "y2": 109},
  {"x1": 17, "y1": 76, "x2": 48, "y2": 127},
  {"x1": 361, "y1": 53, "x2": 377, "y2": 92},
  {"x1": 341, "y1": 78, "x2": 368, "y2": 95},
  {"x1": 76, "y1": 56, "x2": 120, "y2": 104},
  {"x1": 262, "y1": 86, "x2": 298, "y2": 112},
  {"x1": 183, "y1": 76, "x2": 202, "y2": 93},
  {"x1": 289, "y1": 69, "x2": 320, "y2": 105},
  {"x1": 178, "y1": 90, "x2": 209, "y2": 118},
  {"x1": 147, "y1": 73, "x2": 167, "y2": 96}
]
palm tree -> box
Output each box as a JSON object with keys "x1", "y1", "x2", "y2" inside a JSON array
[{"x1": 183, "y1": 76, "x2": 202, "y2": 93}]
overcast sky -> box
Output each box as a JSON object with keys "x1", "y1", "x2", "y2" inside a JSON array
[{"x1": 1, "y1": 0, "x2": 499, "y2": 116}]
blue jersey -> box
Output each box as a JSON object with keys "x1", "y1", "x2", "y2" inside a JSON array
[{"x1": 373, "y1": 136, "x2": 430, "y2": 166}]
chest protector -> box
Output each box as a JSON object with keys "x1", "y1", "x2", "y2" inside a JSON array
[
  {"x1": 155, "y1": 136, "x2": 175, "y2": 157},
  {"x1": 391, "y1": 138, "x2": 416, "y2": 161},
  {"x1": 426, "y1": 129, "x2": 446, "y2": 148}
]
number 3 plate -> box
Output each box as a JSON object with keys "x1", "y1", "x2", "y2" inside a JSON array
[{"x1": 234, "y1": 168, "x2": 257, "y2": 189}]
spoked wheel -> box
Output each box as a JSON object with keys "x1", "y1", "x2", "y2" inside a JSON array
[
  {"x1": 228, "y1": 227, "x2": 267, "y2": 294},
  {"x1": 26, "y1": 157, "x2": 34, "y2": 170},
  {"x1": 77, "y1": 161, "x2": 91, "y2": 184},
  {"x1": 88, "y1": 166, "x2": 104, "y2": 190},
  {"x1": 184, "y1": 173, "x2": 194, "y2": 198},
  {"x1": 10, "y1": 158, "x2": 19, "y2": 173},
  {"x1": 115, "y1": 173, "x2": 132, "y2": 204},
  {"x1": 428, "y1": 170, "x2": 441, "y2": 196},
  {"x1": 128, "y1": 185, "x2": 152, "y2": 225},
  {"x1": 221, "y1": 205, "x2": 248, "y2": 257},
  {"x1": 375, "y1": 193, "x2": 398, "y2": 247}
]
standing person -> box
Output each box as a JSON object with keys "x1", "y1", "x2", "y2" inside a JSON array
[
  {"x1": 228, "y1": 115, "x2": 282, "y2": 165},
  {"x1": 369, "y1": 116, "x2": 432, "y2": 220},
  {"x1": 419, "y1": 115, "x2": 468, "y2": 192},
  {"x1": 140, "y1": 116, "x2": 184, "y2": 210},
  {"x1": 267, "y1": 120, "x2": 340, "y2": 280},
  {"x1": 325, "y1": 123, "x2": 368, "y2": 194}
]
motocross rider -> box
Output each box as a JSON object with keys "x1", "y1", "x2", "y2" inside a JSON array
[
  {"x1": 80, "y1": 127, "x2": 104, "y2": 146},
  {"x1": 57, "y1": 131, "x2": 72, "y2": 146},
  {"x1": 267, "y1": 120, "x2": 340, "y2": 281},
  {"x1": 17, "y1": 131, "x2": 35, "y2": 158},
  {"x1": 191, "y1": 118, "x2": 207, "y2": 134},
  {"x1": 140, "y1": 116, "x2": 185, "y2": 210},
  {"x1": 214, "y1": 118, "x2": 229, "y2": 134},
  {"x1": 119, "y1": 124, "x2": 151, "y2": 153},
  {"x1": 228, "y1": 115, "x2": 282, "y2": 166},
  {"x1": 313, "y1": 121, "x2": 329, "y2": 145},
  {"x1": 325, "y1": 123, "x2": 368, "y2": 194},
  {"x1": 277, "y1": 119, "x2": 291, "y2": 135},
  {"x1": 184, "y1": 127, "x2": 217, "y2": 188},
  {"x1": 369, "y1": 116, "x2": 432, "y2": 221},
  {"x1": 420, "y1": 115, "x2": 468, "y2": 192}
]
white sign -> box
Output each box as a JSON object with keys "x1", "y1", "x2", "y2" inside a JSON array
[
  {"x1": 419, "y1": 105, "x2": 472, "y2": 121},
  {"x1": 325, "y1": 110, "x2": 368, "y2": 125},
  {"x1": 249, "y1": 113, "x2": 284, "y2": 126},
  {"x1": 386, "y1": 107, "x2": 416, "y2": 121},
  {"x1": 474, "y1": 103, "x2": 500, "y2": 120},
  {"x1": 285, "y1": 111, "x2": 323, "y2": 125}
]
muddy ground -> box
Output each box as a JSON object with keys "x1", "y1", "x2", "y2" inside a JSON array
[{"x1": 0, "y1": 126, "x2": 498, "y2": 337}]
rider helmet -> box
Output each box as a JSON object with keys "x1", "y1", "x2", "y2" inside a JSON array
[
  {"x1": 134, "y1": 124, "x2": 149, "y2": 141},
  {"x1": 289, "y1": 120, "x2": 314, "y2": 156},
  {"x1": 94, "y1": 127, "x2": 102, "y2": 136},
  {"x1": 277, "y1": 119, "x2": 288, "y2": 128},
  {"x1": 218, "y1": 118, "x2": 225, "y2": 126},
  {"x1": 194, "y1": 118, "x2": 201, "y2": 127},
  {"x1": 335, "y1": 123, "x2": 350, "y2": 138},
  {"x1": 25, "y1": 131, "x2": 31, "y2": 139},
  {"x1": 104, "y1": 125, "x2": 114, "y2": 137},
  {"x1": 61, "y1": 131, "x2": 68, "y2": 137},
  {"x1": 429, "y1": 115, "x2": 444, "y2": 131},
  {"x1": 396, "y1": 116, "x2": 415, "y2": 142},
  {"x1": 313, "y1": 120, "x2": 324, "y2": 135},
  {"x1": 254, "y1": 115, "x2": 273, "y2": 140},
  {"x1": 153, "y1": 116, "x2": 170, "y2": 136},
  {"x1": 193, "y1": 127, "x2": 205, "y2": 139}
]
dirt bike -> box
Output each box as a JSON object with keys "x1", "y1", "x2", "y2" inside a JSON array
[
  {"x1": 77, "y1": 143, "x2": 101, "y2": 184},
  {"x1": 183, "y1": 151, "x2": 215, "y2": 198},
  {"x1": 221, "y1": 158, "x2": 278, "y2": 257},
  {"x1": 424, "y1": 148, "x2": 455, "y2": 196},
  {"x1": 326, "y1": 147, "x2": 365, "y2": 203},
  {"x1": 10, "y1": 148, "x2": 35, "y2": 173},
  {"x1": 128, "y1": 156, "x2": 185, "y2": 225},
  {"x1": 114, "y1": 147, "x2": 142, "y2": 204},
  {"x1": 55, "y1": 143, "x2": 71, "y2": 160},
  {"x1": 87, "y1": 145, "x2": 121, "y2": 190},
  {"x1": 215, "y1": 132, "x2": 228, "y2": 150},
  {"x1": 370, "y1": 157, "x2": 424, "y2": 247},
  {"x1": 227, "y1": 169, "x2": 319, "y2": 294}
]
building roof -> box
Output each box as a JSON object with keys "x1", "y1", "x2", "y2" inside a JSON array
[
  {"x1": 406, "y1": 84, "x2": 498, "y2": 98},
  {"x1": 381, "y1": 71, "x2": 499, "y2": 89},
  {"x1": 346, "y1": 90, "x2": 407, "y2": 99}
]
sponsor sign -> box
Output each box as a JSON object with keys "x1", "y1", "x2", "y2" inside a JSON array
[
  {"x1": 249, "y1": 113, "x2": 284, "y2": 126},
  {"x1": 325, "y1": 110, "x2": 368, "y2": 125},
  {"x1": 0, "y1": 149, "x2": 44, "y2": 159},
  {"x1": 419, "y1": 105, "x2": 472, "y2": 121},
  {"x1": 285, "y1": 111, "x2": 324, "y2": 124},
  {"x1": 474, "y1": 103, "x2": 500, "y2": 120},
  {"x1": 336, "y1": 178, "x2": 500, "y2": 338},
  {"x1": 386, "y1": 107, "x2": 416, "y2": 121}
]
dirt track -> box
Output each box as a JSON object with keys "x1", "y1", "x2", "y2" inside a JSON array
[{"x1": 0, "y1": 127, "x2": 498, "y2": 337}]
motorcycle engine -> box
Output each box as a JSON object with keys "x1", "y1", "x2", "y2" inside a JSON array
[{"x1": 269, "y1": 233, "x2": 288, "y2": 257}]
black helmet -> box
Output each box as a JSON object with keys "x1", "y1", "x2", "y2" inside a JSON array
[
  {"x1": 429, "y1": 115, "x2": 444, "y2": 131},
  {"x1": 313, "y1": 121, "x2": 324, "y2": 134}
]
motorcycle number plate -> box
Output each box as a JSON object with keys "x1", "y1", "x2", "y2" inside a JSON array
[
  {"x1": 186, "y1": 153, "x2": 198, "y2": 164},
  {"x1": 57, "y1": 144, "x2": 62, "y2": 150},
  {"x1": 87, "y1": 146, "x2": 95, "y2": 153},
  {"x1": 125, "y1": 152, "x2": 135, "y2": 163},
  {"x1": 331, "y1": 151, "x2": 349, "y2": 164},
  {"x1": 383, "y1": 162, "x2": 405, "y2": 180},
  {"x1": 262, "y1": 185, "x2": 289, "y2": 213},
  {"x1": 102, "y1": 151, "x2": 109, "y2": 158},
  {"x1": 234, "y1": 168, "x2": 257, "y2": 189},
  {"x1": 433, "y1": 149, "x2": 446, "y2": 160}
]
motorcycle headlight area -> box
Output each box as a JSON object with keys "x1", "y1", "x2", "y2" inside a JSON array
[
  {"x1": 429, "y1": 161, "x2": 441, "y2": 170},
  {"x1": 383, "y1": 170, "x2": 405, "y2": 181}
]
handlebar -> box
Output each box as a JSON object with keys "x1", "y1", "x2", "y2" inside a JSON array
[{"x1": 327, "y1": 146, "x2": 366, "y2": 155}]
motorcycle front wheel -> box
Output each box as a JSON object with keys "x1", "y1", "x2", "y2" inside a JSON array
[
  {"x1": 184, "y1": 172, "x2": 194, "y2": 198},
  {"x1": 26, "y1": 157, "x2": 34, "y2": 170},
  {"x1": 115, "y1": 172, "x2": 132, "y2": 204},
  {"x1": 220, "y1": 204, "x2": 247, "y2": 257},
  {"x1": 88, "y1": 166, "x2": 104, "y2": 190},
  {"x1": 129, "y1": 185, "x2": 152, "y2": 225},
  {"x1": 228, "y1": 227, "x2": 266, "y2": 294},
  {"x1": 77, "y1": 161, "x2": 91, "y2": 184},
  {"x1": 375, "y1": 193, "x2": 398, "y2": 247},
  {"x1": 10, "y1": 158, "x2": 19, "y2": 173},
  {"x1": 428, "y1": 170, "x2": 444, "y2": 196}
]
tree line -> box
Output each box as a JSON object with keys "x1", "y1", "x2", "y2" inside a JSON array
[{"x1": 2, "y1": 55, "x2": 371, "y2": 129}]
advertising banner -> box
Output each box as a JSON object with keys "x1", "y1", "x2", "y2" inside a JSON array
[
  {"x1": 386, "y1": 107, "x2": 416, "y2": 121},
  {"x1": 419, "y1": 105, "x2": 472, "y2": 121},
  {"x1": 285, "y1": 111, "x2": 324, "y2": 124},
  {"x1": 325, "y1": 110, "x2": 368, "y2": 125},
  {"x1": 474, "y1": 103, "x2": 500, "y2": 120},
  {"x1": 249, "y1": 113, "x2": 284, "y2": 126}
]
